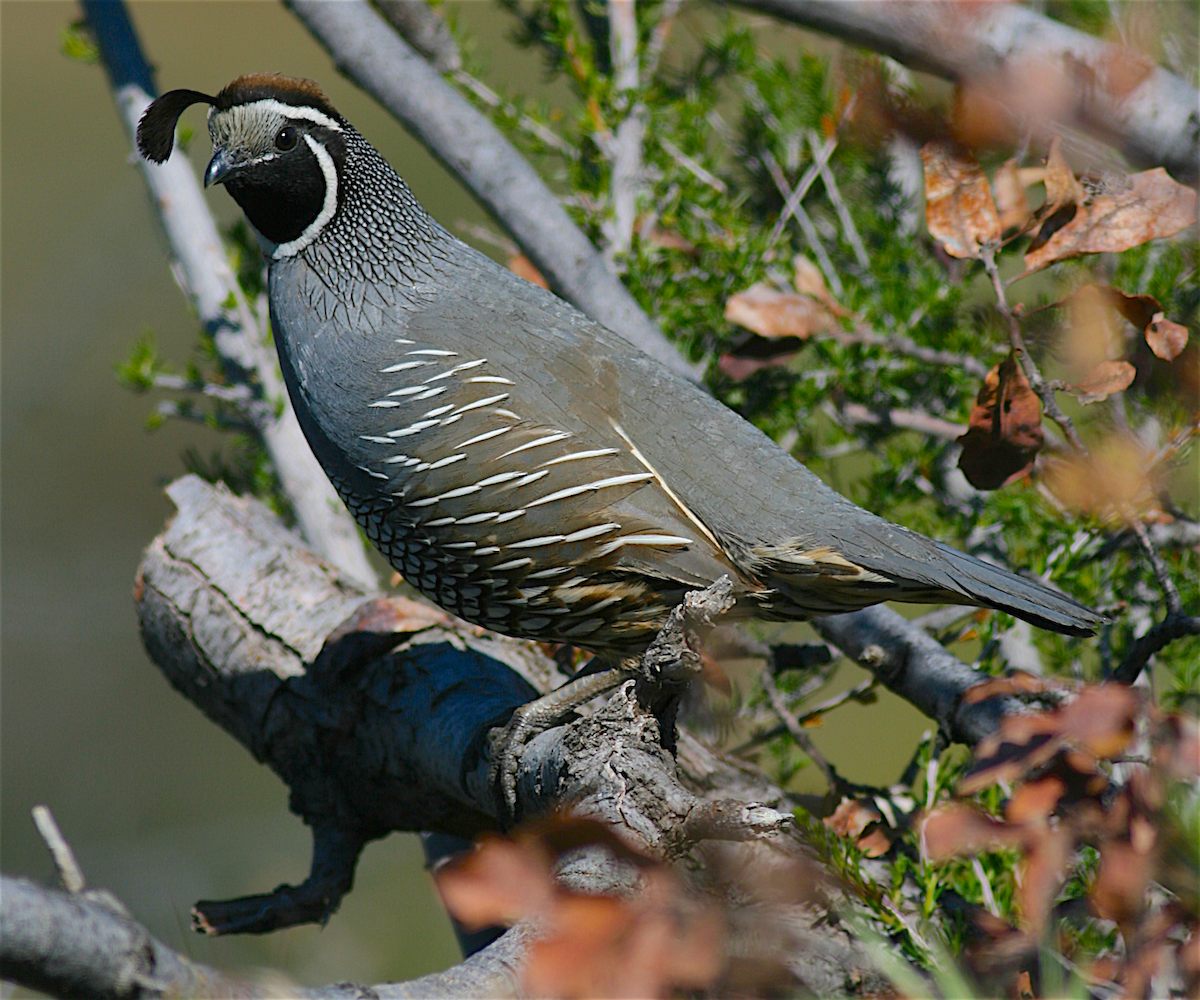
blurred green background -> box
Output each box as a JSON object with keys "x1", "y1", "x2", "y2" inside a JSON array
[{"x1": 1, "y1": 0, "x2": 934, "y2": 988}]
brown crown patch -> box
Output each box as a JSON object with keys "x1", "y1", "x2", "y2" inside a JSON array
[{"x1": 214, "y1": 74, "x2": 344, "y2": 123}]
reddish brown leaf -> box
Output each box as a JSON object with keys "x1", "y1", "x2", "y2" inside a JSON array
[
  {"x1": 960, "y1": 715, "x2": 1063, "y2": 794},
  {"x1": 1057, "y1": 684, "x2": 1139, "y2": 759},
  {"x1": 435, "y1": 835, "x2": 554, "y2": 930},
  {"x1": 921, "y1": 142, "x2": 1002, "y2": 258},
  {"x1": 962, "y1": 671, "x2": 1065, "y2": 705},
  {"x1": 1146, "y1": 314, "x2": 1189, "y2": 361},
  {"x1": 792, "y1": 255, "x2": 850, "y2": 316},
  {"x1": 724, "y1": 282, "x2": 840, "y2": 340},
  {"x1": 322, "y1": 595, "x2": 452, "y2": 649},
  {"x1": 1005, "y1": 776, "x2": 1067, "y2": 825},
  {"x1": 992, "y1": 158, "x2": 1032, "y2": 232},
  {"x1": 717, "y1": 352, "x2": 798, "y2": 381},
  {"x1": 1091, "y1": 839, "x2": 1152, "y2": 928},
  {"x1": 1066, "y1": 359, "x2": 1137, "y2": 404},
  {"x1": 957, "y1": 353, "x2": 1044, "y2": 490},
  {"x1": 508, "y1": 253, "x2": 549, "y2": 289},
  {"x1": 1022, "y1": 167, "x2": 1197, "y2": 275},
  {"x1": 826, "y1": 798, "x2": 896, "y2": 857},
  {"x1": 922, "y1": 804, "x2": 1027, "y2": 861},
  {"x1": 1018, "y1": 827, "x2": 1071, "y2": 935},
  {"x1": 1042, "y1": 136, "x2": 1085, "y2": 216}
]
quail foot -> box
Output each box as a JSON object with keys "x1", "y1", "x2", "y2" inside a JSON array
[{"x1": 139, "y1": 76, "x2": 1104, "y2": 821}]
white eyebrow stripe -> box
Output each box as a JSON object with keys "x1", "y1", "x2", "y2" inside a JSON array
[
  {"x1": 525, "y1": 473, "x2": 653, "y2": 508},
  {"x1": 506, "y1": 534, "x2": 567, "y2": 549},
  {"x1": 540, "y1": 448, "x2": 619, "y2": 467},
  {"x1": 380, "y1": 360, "x2": 432, "y2": 373},
  {"x1": 406, "y1": 349, "x2": 457, "y2": 357},
  {"x1": 452, "y1": 393, "x2": 510, "y2": 416},
  {"x1": 561, "y1": 523, "x2": 622, "y2": 543},
  {"x1": 467, "y1": 376, "x2": 515, "y2": 385},
  {"x1": 455, "y1": 426, "x2": 514, "y2": 449},
  {"x1": 423, "y1": 359, "x2": 488, "y2": 382},
  {"x1": 495, "y1": 432, "x2": 572, "y2": 460},
  {"x1": 234, "y1": 98, "x2": 345, "y2": 132}
]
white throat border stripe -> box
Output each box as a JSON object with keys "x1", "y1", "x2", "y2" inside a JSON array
[{"x1": 272, "y1": 133, "x2": 338, "y2": 259}]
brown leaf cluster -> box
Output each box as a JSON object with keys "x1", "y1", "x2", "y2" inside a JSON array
[
  {"x1": 922, "y1": 680, "x2": 1199, "y2": 997},
  {"x1": 921, "y1": 142, "x2": 1001, "y2": 259},
  {"x1": 957, "y1": 352, "x2": 1044, "y2": 490},
  {"x1": 719, "y1": 257, "x2": 845, "y2": 381},
  {"x1": 1022, "y1": 165, "x2": 1197, "y2": 276},
  {"x1": 435, "y1": 816, "x2": 723, "y2": 999},
  {"x1": 825, "y1": 797, "x2": 898, "y2": 859}
]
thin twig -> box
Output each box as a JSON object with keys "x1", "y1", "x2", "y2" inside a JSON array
[
  {"x1": 659, "y1": 135, "x2": 728, "y2": 194},
  {"x1": 31, "y1": 806, "x2": 86, "y2": 894},
  {"x1": 734, "y1": 677, "x2": 876, "y2": 755},
  {"x1": 828, "y1": 400, "x2": 967, "y2": 441},
  {"x1": 981, "y1": 248, "x2": 1087, "y2": 453},
  {"x1": 807, "y1": 128, "x2": 871, "y2": 275},
  {"x1": 451, "y1": 70, "x2": 578, "y2": 159},
  {"x1": 1130, "y1": 519, "x2": 1184, "y2": 615},
  {"x1": 759, "y1": 668, "x2": 840, "y2": 790},
  {"x1": 1114, "y1": 612, "x2": 1200, "y2": 684},
  {"x1": 761, "y1": 147, "x2": 843, "y2": 297},
  {"x1": 642, "y1": 0, "x2": 682, "y2": 80}
]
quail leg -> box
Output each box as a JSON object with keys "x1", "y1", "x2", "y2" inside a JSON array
[{"x1": 488, "y1": 666, "x2": 629, "y2": 826}]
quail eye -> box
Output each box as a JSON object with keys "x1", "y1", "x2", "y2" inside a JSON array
[{"x1": 275, "y1": 125, "x2": 298, "y2": 151}]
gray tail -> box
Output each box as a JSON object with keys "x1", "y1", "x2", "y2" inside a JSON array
[{"x1": 929, "y1": 540, "x2": 1105, "y2": 637}]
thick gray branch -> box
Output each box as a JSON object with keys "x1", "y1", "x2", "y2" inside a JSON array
[
  {"x1": 813, "y1": 605, "x2": 1023, "y2": 747},
  {"x1": 731, "y1": 0, "x2": 1199, "y2": 184},
  {"x1": 84, "y1": 0, "x2": 377, "y2": 591},
  {"x1": 284, "y1": 0, "x2": 700, "y2": 381},
  {"x1": 0, "y1": 874, "x2": 525, "y2": 1000}
]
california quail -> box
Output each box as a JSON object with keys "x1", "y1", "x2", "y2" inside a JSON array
[{"x1": 138, "y1": 76, "x2": 1101, "y2": 678}]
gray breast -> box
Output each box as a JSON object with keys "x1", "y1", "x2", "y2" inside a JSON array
[{"x1": 267, "y1": 249, "x2": 741, "y2": 654}]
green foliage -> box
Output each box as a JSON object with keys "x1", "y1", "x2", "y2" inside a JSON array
[{"x1": 60, "y1": 20, "x2": 99, "y2": 64}]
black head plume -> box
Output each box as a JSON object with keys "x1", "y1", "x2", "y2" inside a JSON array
[{"x1": 136, "y1": 89, "x2": 217, "y2": 163}]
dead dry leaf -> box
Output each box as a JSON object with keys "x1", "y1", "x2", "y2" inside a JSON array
[
  {"x1": 724, "y1": 282, "x2": 840, "y2": 340},
  {"x1": 1022, "y1": 167, "x2": 1197, "y2": 275},
  {"x1": 1043, "y1": 434, "x2": 1157, "y2": 521},
  {"x1": 922, "y1": 804, "x2": 1027, "y2": 861},
  {"x1": 717, "y1": 352, "x2": 798, "y2": 382},
  {"x1": 993, "y1": 158, "x2": 1032, "y2": 232},
  {"x1": 921, "y1": 142, "x2": 1002, "y2": 258},
  {"x1": 957, "y1": 353, "x2": 1044, "y2": 490},
  {"x1": 1067, "y1": 359, "x2": 1137, "y2": 404},
  {"x1": 436, "y1": 835, "x2": 554, "y2": 930},
  {"x1": 1042, "y1": 136, "x2": 1086, "y2": 215},
  {"x1": 1146, "y1": 314, "x2": 1189, "y2": 361}
]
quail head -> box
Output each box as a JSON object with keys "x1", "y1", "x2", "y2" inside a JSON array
[{"x1": 138, "y1": 75, "x2": 1103, "y2": 669}]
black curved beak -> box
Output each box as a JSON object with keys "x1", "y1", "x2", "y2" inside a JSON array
[{"x1": 204, "y1": 148, "x2": 244, "y2": 188}]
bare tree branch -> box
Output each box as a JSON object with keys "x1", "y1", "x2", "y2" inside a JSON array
[
  {"x1": 83, "y1": 0, "x2": 378, "y2": 592},
  {"x1": 730, "y1": 0, "x2": 1200, "y2": 184},
  {"x1": 285, "y1": 0, "x2": 701, "y2": 381}
]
